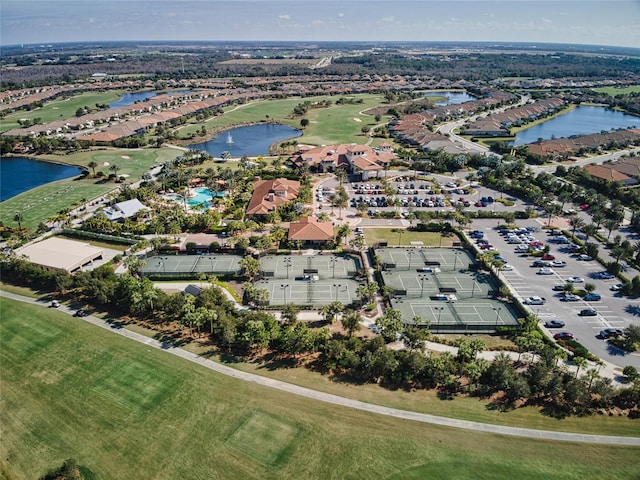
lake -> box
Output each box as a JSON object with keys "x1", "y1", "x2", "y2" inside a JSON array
[
  {"x1": 0, "y1": 157, "x2": 83, "y2": 202},
  {"x1": 109, "y1": 90, "x2": 191, "y2": 108},
  {"x1": 424, "y1": 91, "x2": 477, "y2": 105},
  {"x1": 188, "y1": 124, "x2": 301, "y2": 157},
  {"x1": 513, "y1": 106, "x2": 640, "y2": 145}
]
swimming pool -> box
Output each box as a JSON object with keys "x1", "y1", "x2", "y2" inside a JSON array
[{"x1": 166, "y1": 187, "x2": 224, "y2": 208}]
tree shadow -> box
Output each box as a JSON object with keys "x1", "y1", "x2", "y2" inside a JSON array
[
  {"x1": 153, "y1": 332, "x2": 187, "y2": 349},
  {"x1": 624, "y1": 304, "x2": 640, "y2": 317}
]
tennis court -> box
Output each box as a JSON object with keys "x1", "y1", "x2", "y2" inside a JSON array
[
  {"x1": 259, "y1": 253, "x2": 361, "y2": 280},
  {"x1": 142, "y1": 254, "x2": 243, "y2": 277},
  {"x1": 376, "y1": 247, "x2": 519, "y2": 333},
  {"x1": 253, "y1": 277, "x2": 364, "y2": 307}
]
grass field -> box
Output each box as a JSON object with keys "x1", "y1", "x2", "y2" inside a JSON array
[
  {"x1": 1, "y1": 147, "x2": 180, "y2": 229},
  {"x1": 180, "y1": 94, "x2": 398, "y2": 147},
  {"x1": 2, "y1": 297, "x2": 639, "y2": 479},
  {"x1": 592, "y1": 85, "x2": 640, "y2": 96},
  {"x1": 364, "y1": 228, "x2": 456, "y2": 247},
  {"x1": 0, "y1": 91, "x2": 125, "y2": 133}
]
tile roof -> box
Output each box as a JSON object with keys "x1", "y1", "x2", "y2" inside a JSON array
[
  {"x1": 288, "y1": 216, "x2": 334, "y2": 241},
  {"x1": 246, "y1": 178, "x2": 300, "y2": 215}
]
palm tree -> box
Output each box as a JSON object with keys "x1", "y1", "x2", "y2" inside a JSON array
[
  {"x1": 582, "y1": 223, "x2": 599, "y2": 244},
  {"x1": 13, "y1": 212, "x2": 23, "y2": 230},
  {"x1": 604, "y1": 218, "x2": 620, "y2": 241},
  {"x1": 87, "y1": 160, "x2": 98, "y2": 177},
  {"x1": 569, "y1": 215, "x2": 584, "y2": 237},
  {"x1": 109, "y1": 163, "x2": 120, "y2": 180}
]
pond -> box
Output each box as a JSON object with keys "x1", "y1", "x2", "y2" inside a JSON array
[
  {"x1": 0, "y1": 157, "x2": 83, "y2": 202},
  {"x1": 423, "y1": 91, "x2": 477, "y2": 106},
  {"x1": 108, "y1": 90, "x2": 191, "y2": 108},
  {"x1": 512, "y1": 106, "x2": 640, "y2": 145},
  {"x1": 187, "y1": 123, "x2": 301, "y2": 157}
]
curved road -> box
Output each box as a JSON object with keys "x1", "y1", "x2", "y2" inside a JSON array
[{"x1": 2, "y1": 290, "x2": 639, "y2": 446}]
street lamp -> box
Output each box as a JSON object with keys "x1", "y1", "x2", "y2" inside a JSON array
[
  {"x1": 283, "y1": 257, "x2": 292, "y2": 279},
  {"x1": 418, "y1": 275, "x2": 429, "y2": 297},
  {"x1": 397, "y1": 229, "x2": 404, "y2": 246},
  {"x1": 280, "y1": 284, "x2": 289, "y2": 304},
  {"x1": 330, "y1": 256, "x2": 340, "y2": 278},
  {"x1": 493, "y1": 307, "x2": 502, "y2": 329},
  {"x1": 435, "y1": 306, "x2": 444, "y2": 333},
  {"x1": 453, "y1": 250, "x2": 462, "y2": 271},
  {"x1": 332, "y1": 283, "x2": 343, "y2": 301},
  {"x1": 406, "y1": 249, "x2": 417, "y2": 270}
]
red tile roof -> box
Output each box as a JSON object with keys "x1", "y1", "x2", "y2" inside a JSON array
[
  {"x1": 246, "y1": 178, "x2": 300, "y2": 215},
  {"x1": 288, "y1": 216, "x2": 334, "y2": 241}
]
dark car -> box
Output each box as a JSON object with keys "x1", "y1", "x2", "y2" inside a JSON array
[
  {"x1": 554, "y1": 331, "x2": 575, "y2": 341},
  {"x1": 544, "y1": 320, "x2": 566, "y2": 329},
  {"x1": 599, "y1": 328, "x2": 623, "y2": 339},
  {"x1": 578, "y1": 308, "x2": 598, "y2": 317},
  {"x1": 73, "y1": 309, "x2": 87, "y2": 317}
]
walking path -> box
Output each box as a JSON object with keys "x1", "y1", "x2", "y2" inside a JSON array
[{"x1": 2, "y1": 289, "x2": 638, "y2": 446}]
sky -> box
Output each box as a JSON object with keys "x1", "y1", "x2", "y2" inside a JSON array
[{"x1": 2, "y1": 0, "x2": 639, "y2": 48}]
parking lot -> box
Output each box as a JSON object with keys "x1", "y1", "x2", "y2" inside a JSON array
[{"x1": 468, "y1": 218, "x2": 640, "y2": 369}]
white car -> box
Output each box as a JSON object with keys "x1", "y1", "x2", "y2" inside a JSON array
[
  {"x1": 567, "y1": 276, "x2": 584, "y2": 283},
  {"x1": 524, "y1": 296, "x2": 546, "y2": 305},
  {"x1": 537, "y1": 268, "x2": 554, "y2": 275},
  {"x1": 500, "y1": 264, "x2": 514, "y2": 271},
  {"x1": 551, "y1": 260, "x2": 567, "y2": 268}
]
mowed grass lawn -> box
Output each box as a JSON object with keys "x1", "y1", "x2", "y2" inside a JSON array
[
  {"x1": 1, "y1": 147, "x2": 180, "y2": 229},
  {"x1": 364, "y1": 227, "x2": 457, "y2": 247},
  {"x1": 188, "y1": 94, "x2": 397, "y2": 147},
  {"x1": 2, "y1": 298, "x2": 639, "y2": 480},
  {"x1": 0, "y1": 91, "x2": 126, "y2": 133}
]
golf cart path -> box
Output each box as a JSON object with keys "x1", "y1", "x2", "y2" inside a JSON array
[{"x1": 2, "y1": 290, "x2": 639, "y2": 446}]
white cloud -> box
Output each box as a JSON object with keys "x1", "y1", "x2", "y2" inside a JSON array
[{"x1": 278, "y1": 14, "x2": 290, "y2": 20}]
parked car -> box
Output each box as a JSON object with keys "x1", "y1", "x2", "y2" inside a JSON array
[
  {"x1": 542, "y1": 254, "x2": 556, "y2": 261},
  {"x1": 599, "y1": 328, "x2": 623, "y2": 339},
  {"x1": 544, "y1": 320, "x2": 566, "y2": 329},
  {"x1": 537, "y1": 268, "x2": 554, "y2": 275},
  {"x1": 552, "y1": 285, "x2": 567, "y2": 291},
  {"x1": 578, "y1": 308, "x2": 598, "y2": 316},
  {"x1": 560, "y1": 293, "x2": 581, "y2": 302},
  {"x1": 500, "y1": 264, "x2": 514, "y2": 271},
  {"x1": 50, "y1": 300, "x2": 60, "y2": 308},
  {"x1": 594, "y1": 271, "x2": 615, "y2": 280},
  {"x1": 610, "y1": 283, "x2": 624, "y2": 291},
  {"x1": 584, "y1": 293, "x2": 602, "y2": 301},
  {"x1": 567, "y1": 276, "x2": 584, "y2": 283},
  {"x1": 524, "y1": 296, "x2": 546, "y2": 305},
  {"x1": 73, "y1": 309, "x2": 87, "y2": 317},
  {"x1": 532, "y1": 259, "x2": 552, "y2": 268},
  {"x1": 577, "y1": 254, "x2": 593, "y2": 261},
  {"x1": 550, "y1": 260, "x2": 567, "y2": 268},
  {"x1": 554, "y1": 331, "x2": 575, "y2": 341}
]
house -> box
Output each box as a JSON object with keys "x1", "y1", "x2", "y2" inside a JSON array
[
  {"x1": 583, "y1": 164, "x2": 637, "y2": 186},
  {"x1": 246, "y1": 178, "x2": 301, "y2": 216},
  {"x1": 104, "y1": 198, "x2": 151, "y2": 221},
  {"x1": 290, "y1": 143, "x2": 395, "y2": 180},
  {"x1": 287, "y1": 216, "x2": 334, "y2": 246}
]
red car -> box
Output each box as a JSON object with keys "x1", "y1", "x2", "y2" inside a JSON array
[
  {"x1": 553, "y1": 331, "x2": 575, "y2": 341},
  {"x1": 542, "y1": 254, "x2": 555, "y2": 261},
  {"x1": 579, "y1": 204, "x2": 589, "y2": 211}
]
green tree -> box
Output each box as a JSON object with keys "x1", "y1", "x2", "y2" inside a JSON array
[
  {"x1": 13, "y1": 212, "x2": 23, "y2": 229},
  {"x1": 341, "y1": 311, "x2": 362, "y2": 337},
  {"x1": 87, "y1": 160, "x2": 98, "y2": 177},
  {"x1": 239, "y1": 255, "x2": 260, "y2": 283},
  {"x1": 375, "y1": 307, "x2": 403, "y2": 343}
]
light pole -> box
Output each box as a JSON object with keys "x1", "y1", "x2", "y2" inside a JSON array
[
  {"x1": 332, "y1": 283, "x2": 343, "y2": 301},
  {"x1": 397, "y1": 229, "x2": 404, "y2": 246},
  {"x1": 330, "y1": 256, "x2": 340, "y2": 278},
  {"x1": 283, "y1": 257, "x2": 292, "y2": 279},
  {"x1": 435, "y1": 306, "x2": 444, "y2": 333},
  {"x1": 406, "y1": 249, "x2": 417, "y2": 270},
  {"x1": 280, "y1": 284, "x2": 289, "y2": 304},
  {"x1": 493, "y1": 307, "x2": 502, "y2": 329},
  {"x1": 453, "y1": 250, "x2": 461, "y2": 271},
  {"x1": 419, "y1": 275, "x2": 428, "y2": 297}
]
